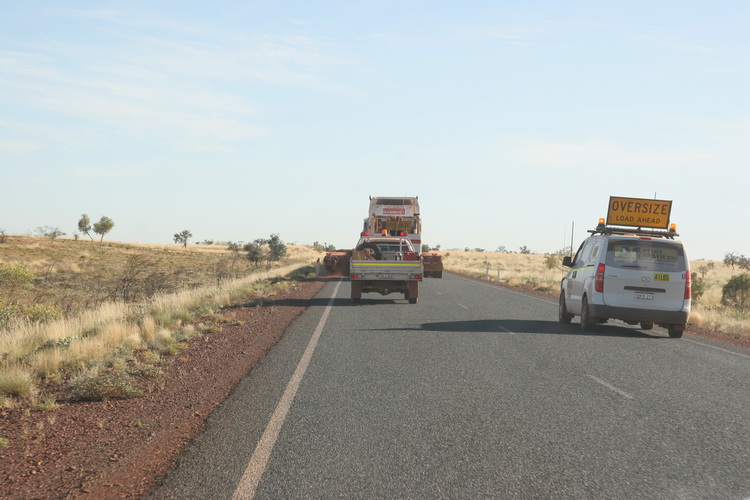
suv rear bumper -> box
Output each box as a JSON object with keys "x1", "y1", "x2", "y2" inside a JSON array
[{"x1": 589, "y1": 304, "x2": 689, "y2": 325}]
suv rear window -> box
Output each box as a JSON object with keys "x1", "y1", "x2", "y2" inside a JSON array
[{"x1": 606, "y1": 239, "x2": 686, "y2": 272}]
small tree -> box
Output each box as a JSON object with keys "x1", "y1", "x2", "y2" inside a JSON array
[
  {"x1": 697, "y1": 262, "x2": 715, "y2": 278},
  {"x1": 244, "y1": 242, "x2": 266, "y2": 267},
  {"x1": 267, "y1": 233, "x2": 287, "y2": 261},
  {"x1": 721, "y1": 273, "x2": 750, "y2": 312},
  {"x1": 0, "y1": 228, "x2": 6, "y2": 244},
  {"x1": 35, "y1": 226, "x2": 66, "y2": 239},
  {"x1": 690, "y1": 272, "x2": 706, "y2": 305},
  {"x1": 519, "y1": 246, "x2": 532, "y2": 254},
  {"x1": 93, "y1": 216, "x2": 114, "y2": 246},
  {"x1": 78, "y1": 214, "x2": 94, "y2": 244},
  {"x1": 173, "y1": 230, "x2": 193, "y2": 248},
  {"x1": 724, "y1": 252, "x2": 740, "y2": 274}
]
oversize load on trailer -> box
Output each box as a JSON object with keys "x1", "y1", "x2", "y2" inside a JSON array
[{"x1": 607, "y1": 196, "x2": 672, "y2": 229}]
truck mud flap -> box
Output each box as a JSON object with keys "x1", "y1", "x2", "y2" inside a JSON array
[{"x1": 406, "y1": 281, "x2": 419, "y2": 304}]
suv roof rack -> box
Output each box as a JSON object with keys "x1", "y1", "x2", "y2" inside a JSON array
[{"x1": 588, "y1": 223, "x2": 679, "y2": 239}]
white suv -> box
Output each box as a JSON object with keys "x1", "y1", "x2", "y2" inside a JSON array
[{"x1": 558, "y1": 225, "x2": 691, "y2": 338}]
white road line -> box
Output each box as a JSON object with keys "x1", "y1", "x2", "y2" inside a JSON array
[
  {"x1": 458, "y1": 303, "x2": 469, "y2": 309},
  {"x1": 232, "y1": 280, "x2": 342, "y2": 500},
  {"x1": 497, "y1": 325, "x2": 516, "y2": 335},
  {"x1": 586, "y1": 375, "x2": 634, "y2": 399},
  {"x1": 683, "y1": 339, "x2": 750, "y2": 359}
]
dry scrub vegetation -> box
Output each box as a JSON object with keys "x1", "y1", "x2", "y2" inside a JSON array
[
  {"x1": 440, "y1": 249, "x2": 750, "y2": 337},
  {"x1": 0, "y1": 236, "x2": 323, "y2": 410}
]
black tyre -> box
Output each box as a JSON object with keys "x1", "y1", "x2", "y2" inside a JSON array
[
  {"x1": 580, "y1": 296, "x2": 594, "y2": 331},
  {"x1": 558, "y1": 291, "x2": 573, "y2": 324},
  {"x1": 409, "y1": 298, "x2": 418, "y2": 304},
  {"x1": 668, "y1": 326, "x2": 684, "y2": 338},
  {"x1": 640, "y1": 321, "x2": 654, "y2": 330}
]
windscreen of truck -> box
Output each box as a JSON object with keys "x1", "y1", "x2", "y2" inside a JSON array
[{"x1": 606, "y1": 239, "x2": 686, "y2": 272}]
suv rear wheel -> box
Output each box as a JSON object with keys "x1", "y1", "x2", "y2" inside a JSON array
[
  {"x1": 668, "y1": 325, "x2": 684, "y2": 338},
  {"x1": 581, "y1": 296, "x2": 595, "y2": 331},
  {"x1": 558, "y1": 292, "x2": 573, "y2": 324}
]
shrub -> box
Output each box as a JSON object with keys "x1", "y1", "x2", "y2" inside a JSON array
[
  {"x1": 691, "y1": 272, "x2": 706, "y2": 305},
  {"x1": 22, "y1": 303, "x2": 64, "y2": 324},
  {"x1": 721, "y1": 273, "x2": 750, "y2": 312},
  {"x1": 66, "y1": 372, "x2": 144, "y2": 401},
  {"x1": 0, "y1": 263, "x2": 34, "y2": 291}
]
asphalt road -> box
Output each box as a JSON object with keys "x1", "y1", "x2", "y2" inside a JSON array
[{"x1": 148, "y1": 273, "x2": 750, "y2": 500}]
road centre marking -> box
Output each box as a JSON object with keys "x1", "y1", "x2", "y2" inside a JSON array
[
  {"x1": 232, "y1": 280, "x2": 342, "y2": 500},
  {"x1": 458, "y1": 303, "x2": 468, "y2": 309},
  {"x1": 586, "y1": 375, "x2": 634, "y2": 399}
]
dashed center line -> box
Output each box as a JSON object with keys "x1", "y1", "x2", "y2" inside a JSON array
[{"x1": 586, "y1": 375, "x2": 634, "y2": 399}]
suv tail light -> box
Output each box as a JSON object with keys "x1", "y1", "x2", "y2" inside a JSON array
[
  {"x1": 684, "y1": 271, "x2": 692, "y2": 300},
  {"x1": 595, "y1": 263, "x2": 605, "y2": 292}
]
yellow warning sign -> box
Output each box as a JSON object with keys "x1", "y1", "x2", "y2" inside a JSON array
[{"x1": 607, "y1": 196, "x2": 672, "y2": 230}]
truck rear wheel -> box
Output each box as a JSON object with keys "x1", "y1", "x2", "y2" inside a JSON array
[{"x1": 351, "y1": 281, "x2": 362, "y2": 304}]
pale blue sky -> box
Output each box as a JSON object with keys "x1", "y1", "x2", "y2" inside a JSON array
[{"x1": 1, "y1": 1, "x2": 748, "y2": 259}]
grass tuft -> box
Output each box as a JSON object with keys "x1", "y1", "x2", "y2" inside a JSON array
[
  {"x1": 0, "y1": 369, "x2": 36, "y2": 398},
  {"x1": 66, "y1": 371, "x2": 144, "y2": 401}
]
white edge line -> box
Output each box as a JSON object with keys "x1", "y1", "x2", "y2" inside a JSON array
[
  {"x1": 497, "y1": 325, "x2": 516, "y2": 335},
  {"x1": 586, "y1": 374, "x2": 634, "y2": 399},
  {"x1": 232, "y1": 279, "x2": 342, "y2": 500},
  {"x1": 458, "y1": 303, "x2": 469, "y2": 309},
  {"x1": 682, "y1": 339, "x2": 750, "y2": 359}
]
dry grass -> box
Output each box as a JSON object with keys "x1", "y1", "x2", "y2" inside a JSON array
[
  {"x1": 0, "y1": 236, "x2": 324, "y2": 404},
  {"x1": 441, "y1": 250, "x2": 750, "y2": 337},
  {"x1": 442, "y1": 250, "x2": 566, "y2": 293}
]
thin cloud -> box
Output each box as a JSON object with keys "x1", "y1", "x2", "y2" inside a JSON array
[{"x1": 0, "y1": 139, "x2": 39, "y2": 154}]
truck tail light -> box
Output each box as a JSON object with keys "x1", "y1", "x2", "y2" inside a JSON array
[
  {"x1": 595, "y1": 263, "x2": 605, "y2": 292},
  {"x1": 684, "y1": 271, "x2": 692, "y2": 300},
  {"x1": 351, "y1": 274, "x2": 360, "y2": 279}
]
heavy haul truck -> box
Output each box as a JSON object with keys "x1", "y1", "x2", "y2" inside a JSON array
[{"x1": 323, "y1": 196, "x2": 443, "y2": 278}]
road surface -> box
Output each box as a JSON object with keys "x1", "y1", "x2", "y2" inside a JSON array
[{"x1": 149, "y1": 273, "x2": 750, "y2": 499}]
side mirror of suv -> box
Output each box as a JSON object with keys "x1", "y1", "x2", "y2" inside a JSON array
[{"x1": 562, "y1": 256, "x2": 573, "y2": 268}]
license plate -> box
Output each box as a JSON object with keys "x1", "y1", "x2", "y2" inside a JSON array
[
  {"x1": 634, "y1": 292, "x2": 654, "y2": 300},
  {"x1": 380, "y1": 274, "x2": 393, "y2": 279},
  {"x1": 654, "y1": 273, "x2": 670, "y2": 282}
]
